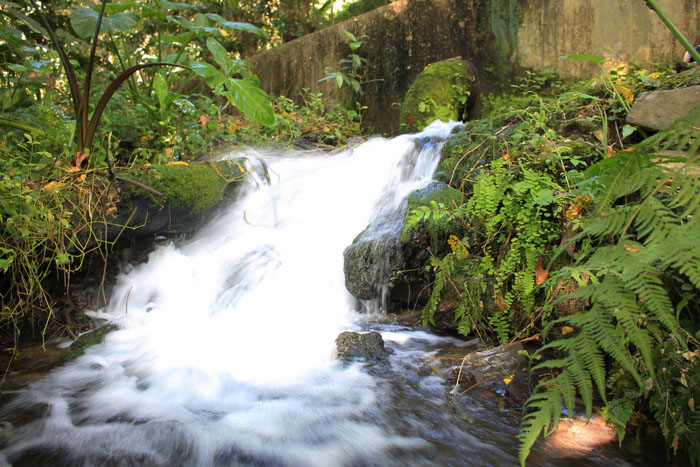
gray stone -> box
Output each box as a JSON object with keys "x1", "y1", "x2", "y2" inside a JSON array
[
  {"x1": 626, "y1": 86, "x2": 700, "y2": 131},
  {"x1": 343, "y1": 181, "x2": 464, "y2": 310},
  {"x1": 335, "y1": 331, "x2": 391, "y2": 360}
]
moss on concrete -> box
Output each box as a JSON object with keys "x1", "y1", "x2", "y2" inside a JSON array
[{"x1": 399, "y1": 59, "x2": 474, "y2": 133}]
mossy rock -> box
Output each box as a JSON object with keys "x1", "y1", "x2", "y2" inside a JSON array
[
  {"x1": 335, "y1": 331, "x2": 391, "y2": 360},
  {"x1": 401, "y1": 181, "x2": 464, "y2": 249},
  {"x1": 122, "y1": 160, "x2": 247, "y2": 215},
  {"x1": 104, "y1": 160, "x2": 250, "y2": 242},
  {"x1": 435, "y1": 118, "x2": 506, "y2": 189},
  {"x1": 54, "y1": 324, "x2": 118, "y2": 366},
  {"x1": 399, "y1": 59, "x2": 475, "y2": 133}
]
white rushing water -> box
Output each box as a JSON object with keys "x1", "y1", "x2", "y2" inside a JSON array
[{"x1": 1, "y1": 122, "x2": 475, "y2": 466}]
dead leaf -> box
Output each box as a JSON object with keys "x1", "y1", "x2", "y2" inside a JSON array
[
  {"x1": 615, "y1": 85, "x2": 634, "y2": 104},
  {"x1": 535, "y1": 257, "x2": 548, "y2": 285},
  {"x1": 199, "y1": 115, "x2": 211, "y2": 128},
  {"x1": 689, "y1": 398, "x2": 695, "y2": 412},
  {"x1": 607, "y1": 144, "x2": 615, "y2": 158},
  {"x1": 41, "y1": 181, "x2": 66, "y2": 191},
  {"x1": 672, "y1": 434, "x2": 680, "y2": 454},
  {"x1": 561, "y1": 326, "x2": 575, "y2": 336},
  {"x1": 681, "y1": 373, "x2": 688, "y2": 387}
]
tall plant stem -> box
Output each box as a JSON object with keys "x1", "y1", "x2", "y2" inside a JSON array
[{"x1": 645, "y1": 0, "x2": 700, "y2": 63}]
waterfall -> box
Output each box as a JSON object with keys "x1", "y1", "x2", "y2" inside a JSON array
[{"x1": 0, "y1": 122, "x2": 465, "y2": 466}]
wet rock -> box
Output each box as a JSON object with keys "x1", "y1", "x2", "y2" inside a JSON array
[
  {"x1": 434, "y1": 120, "x2": 501, "y2": 188},
  {"x1": 343, "y1": 181, "x2": 463, "y2": 310},
  {"x1": 399, "y1": 59, "x2": 476, "y2": 133},
  {"x1": 335, "y1": 331, "x2": 391, "y2": 360},
  {"x1": 448, "y1": 342, "x2": 527, "y2": 391},
  {"x1": 55, "y1": 324, "x2": 119, "y2": 366},
  {"x1": 95, "y1": 159, "x2": 255, "y2": 247},
  {"x1": 504, "y1": 370, "x2": 535, "y2": 407},
  {"x1": 626, "y1": 86, "x2": 700, "y2": 131}
]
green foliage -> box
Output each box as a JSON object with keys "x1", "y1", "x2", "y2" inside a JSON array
[
  {"x1": 518, "y1": 111, "x2": 700, "y2": 465},
  {"x1": 226, "y1": 89, "x2": 364, "y2": 148},
  {"x1": 319, "y1": 30, "x2": 368, "y2": 111}
]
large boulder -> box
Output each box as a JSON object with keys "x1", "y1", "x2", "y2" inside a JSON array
[
  {"x1": 434, "y1": 120, "x2": 502, "y2": 188},
  {"x1": 343, "y1": 181, "x2": 463, "y2": 309},
  {"x1": 98, "y1": 159, "x2": 261, "y2": 243},
  {"x1": 399, "y1": 59, "x2": 475, "y2": 133},
  {"x1": 626, "y1": 85, "x2": 700, "y2": 131}
]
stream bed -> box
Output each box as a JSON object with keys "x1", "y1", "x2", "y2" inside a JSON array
[{"x1": 0, "y1": 123, "x2": 677, "y2": 466}]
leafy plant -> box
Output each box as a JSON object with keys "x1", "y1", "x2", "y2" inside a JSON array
[
  {"x1": 517, "y1": 108, "x2": 700, "y2": 466},
  {"x1": 319, "y1": 30, "x2": 368, "y2": 111}
]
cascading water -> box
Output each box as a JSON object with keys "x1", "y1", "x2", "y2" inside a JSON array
[{"x1": 0, "y1": 122, "x2": 658, "y2": 466}]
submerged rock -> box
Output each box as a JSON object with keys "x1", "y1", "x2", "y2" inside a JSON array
[{"x1": 335, "y1": 331, "x2": 391, "y2": 360}]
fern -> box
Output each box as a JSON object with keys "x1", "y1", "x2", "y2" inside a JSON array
[{"x1": 518, "y1": 108, "x2": 700, "y2": 465}]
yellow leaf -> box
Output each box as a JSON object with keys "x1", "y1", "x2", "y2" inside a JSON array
[
  {"x1": 167, "y1": 161, "x2": 189, "y2": 166},
  {"x1": 615, "y1": 85, "x2": 634, "y2": 104},
  {"x1": 41, "y1": 181, "x2": 66, "y2": 191},
  {"x1": 561, "y1": 326, "x2": 575, "y2": 336},
  {"x1": 459, "y1": 246, "x2": 469, "y2": 259},
  {"x1": 503, "y1": 375, "x2": 514, "y2": 385},
  {"x1": 447, "y1": 235, "x2": 461, "y2": 252}
]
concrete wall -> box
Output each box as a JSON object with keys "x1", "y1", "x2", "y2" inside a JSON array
[{"x1": 248, "y1": 0, "x2": 700, "y2": 134}]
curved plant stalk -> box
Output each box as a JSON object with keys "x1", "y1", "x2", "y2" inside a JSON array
[
  {"x1": 0, "y1": 117, "x2": 45, "y2": 135},
  {"x1": 645, "y1": 0, "x2": 700, "y2": 63},
  {"x1": 25, "y1": 0, "x2": 188, "y2": 165}
]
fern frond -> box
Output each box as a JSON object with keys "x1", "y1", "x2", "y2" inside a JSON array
[{"x1": 518, "y1": 386, "x2": 563, "y2": 466}]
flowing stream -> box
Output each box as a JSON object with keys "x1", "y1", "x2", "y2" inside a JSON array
[{"x1": 0, "y1": 123, "x2": 662, "y2": 466}]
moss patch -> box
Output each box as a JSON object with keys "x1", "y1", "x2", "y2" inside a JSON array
[
  {"x1": 401, "y1": 181, "x2": 463, "y2": 252},
  {"x1": 399, "y1": 59, "x2": 474, "y2": 133},
  {"x1": 122, "y1": 160, "x2": 245, "y2": 215}
]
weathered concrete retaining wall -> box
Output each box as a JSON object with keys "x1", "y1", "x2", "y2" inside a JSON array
[{"x1": 249, "y1": 0, "x2": 700, "y2": 134}]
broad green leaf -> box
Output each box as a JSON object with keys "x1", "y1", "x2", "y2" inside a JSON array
[
  {"x1": 71, "y1": 6, "x2": 139, "y2": 38},
  {"x1": 157, "y1": 0, "x2": 194, "y2": 10},
  {"x1": 222, "y1": 78, "x2": 274, "y2": 126},
  {"x1": 0, "y1": 2, "x2": 21, "y2": 7},
  {"x1": 621, "y1": 124, "x2": 636, "y2": 139},
  {"x1": 6, "y1": 9, "x2": 47, "y2": 37},
  {"x1": 190, "y1": 62, "x2": 226, "y2": 88},
  {"x1": 206, "y1": 37, "x2": 233, "y2": 75},
  {"x1": 103, "y1": 2, "x2": 137, "y2": 14},
  {"x1": 160, "y1": 52, "x2": 190, "y2": 66},
  {"x1": 161, "y1": 31, "x2": 194, "y2": 45},
  {"x1": 154, "y1": 73, "x2": 169, "y2": 112},
  {"x1": 171, "y1": 15, "x2": 221, "y2": 36},
  {"x1": 336, "y1": 73, "x2": 343, "y2": 88},
  {"x1": 205, "y1": 14, "x2": 266, "y2": 37}
]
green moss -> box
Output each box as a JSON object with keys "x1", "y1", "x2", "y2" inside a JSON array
[
  {"x1": 55, "y1": 324, "x2": 118, "y2": 366},
  {"x1": 399, "y1": 59, "x2": 474, "y2": 133},
  {"x1": 435, "y1": 118, "x2": 505, "y2": 187},
  {"x1": 402, "y1": 182, "x2": 463, "y2": 251},
  {"x1": 123, "y1": 160, "x2": 245, "y2": 215}
]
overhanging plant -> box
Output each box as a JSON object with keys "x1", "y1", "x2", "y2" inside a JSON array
[
  {"x1": 25, "y1": 0, "x2": 189, "y2": 167},
  {"x1": 24, "y1": 0, "x2": 275, "y2": 167}
]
